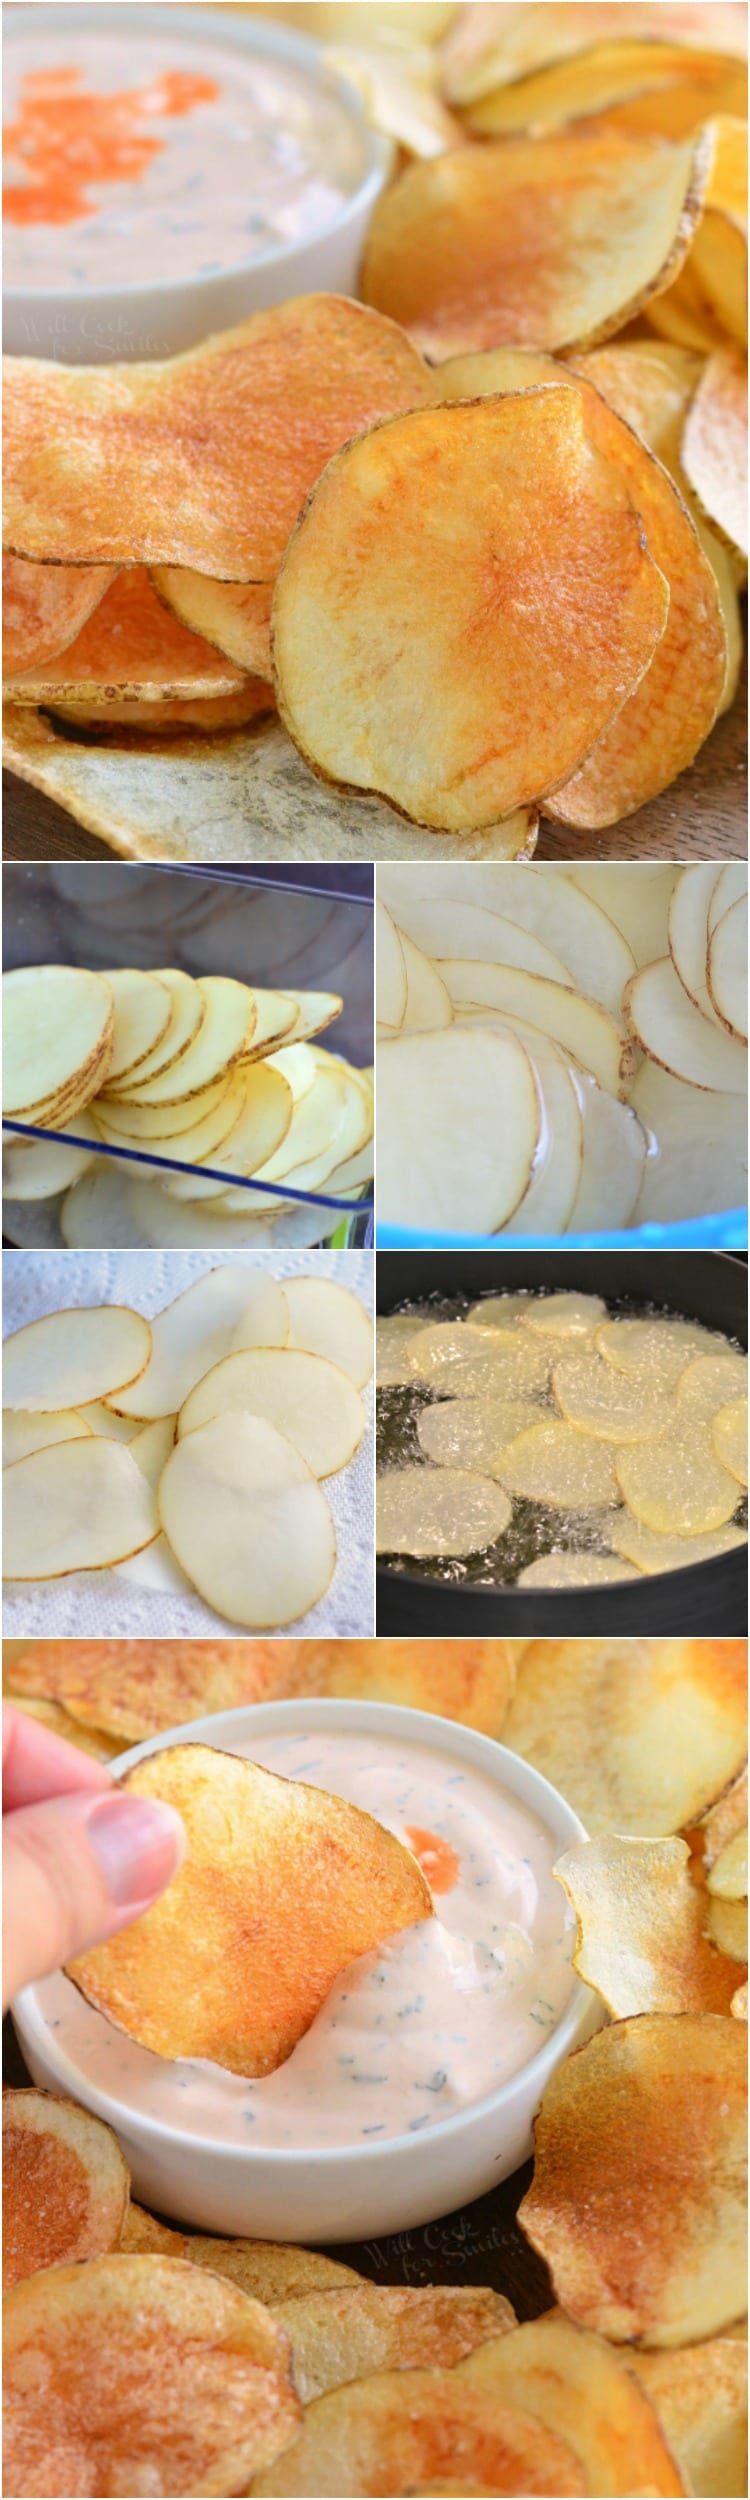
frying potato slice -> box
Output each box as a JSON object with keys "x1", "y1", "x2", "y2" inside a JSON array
[
  {"x1": 360, "y1": 126, "x2": 711, "y2": 357},
  {"x1": 151, "y1": 571, "x2": 272, "y2": 676},
  {"x1": 632, "y1": 2340, "x2": 748, "y2": 2500},
  {"x1": 502, "y1": 1638, "x2": 748, "y2": 1836},
  {"x1": 456, "y1": 2312, "x2": 687, "y2": 2498},
  {"x1": 5, "y1": 1635, "x2": 287, "y2": 1743},
  {"x1": 280, "y1": 1277, "x2": 373, "y2": 1390},
  {"x1": 3, "y1": 1408, "x2": 91, "y2": 1466},
  {"x1": 119, "y1": 977, "x2": 255, "y2": 1105},
  {"x1": 2, "y1": 2092, "x2": 129, "y2": 2290},
  {"x1": 610, "y1": 1515, "x2": 747, "y2": 1574},
  {"x1": 417, "y1": 1395, "x2": 536, "y2": 1472},
  {"x1": 519, "y1": 2014, "x2": 747, "y2": 2346},
  {"x1": 178, "y1": 1347, "x2": 365, "y2": 1478},
  {"x1": 712, "y1": 1397, "x2": 748, "y2": 1484},
  {"x1": 274, "y1": 2283, "x2": 515, "y2": 2405},
  {"x1": 596, "y1": 1316, "x2": 724, "y2": 1381},
  {"x1": 555, "y1": 1833, "x2": 741, "y2": 2015},
  {"x1": 2, "y1": 552, "x2": 117, "y2": 676},
  {"x1": 4, "y1": 568, "x2": 248, "y2": 706},
  {"x1": 3, "y1": 298, "x2": 436, "y2": 580},
  {"x1": 495, "y1": 1420, "x2": 618, "y2": 1509},
  {"x1": 158, "y1": 1412, "x2": 336, "y2": 1627},
  {"x1": 2, "y1": 964, "x2": 113, "y2": 1120},
  {"x1": 407, "y1": 1322, "x2": 551, "y2": 1395},
  {"x1": 682, "y1": 345, "x2": 748, "y2": 559},
  {"x1": 440, "y1": 960, "x2": 633, "y2": 1096},
  {"x1": 523, "y1": 1292, "x2": 607, "y2": 1338},
  {"x1": 253, "y1": 2365, "x2": 586, "y2": 2497},
  {"x1": 274, "y1": 392, "x2": 668, "y2": 833},
  {"x1": 2, "y1": 2255, "x2": 300, "y2": 2500},
  {"x1": 3, "y1": 1439, "x2": 158, "y2": 1578},
  {"x1": 615, "y1": 1433, "x2": 739, "y2": 1534},
  {"x1": 277, "y1": 1636, "x2": 518, "y2": 1736},
  {"x1": 517, "y1": 1553, "x2": 639, "y2": 1588},
  {"x1": 3, "y1": 1304, "x2": 151, "y2": 1413},
  {"x1": 69, "y1": 1742, "x2": 432, "y2": 2074},
  {"x1": 185, "y1": 2240, "x2": 360, "y2": 2300},
  {"x1": 709, "y1": 896, "x2": 748, "y2": 1042},
  {"x1": 377, "y1": 1026, "x2": 540, "y2": 1233},
  {"x1": 98, "y1": 968, "x2": 172, "y2": 1082},
  {"x1": 3, "y1": 1119, "x2": 97, "y2": 1201},
  {"x1": 467, "y1": 1294, "x2": 539, "y2": 1328},
  {"x1": 552, "y1": 1353, "x2": 674, "y2": 1441},
  {"x1": 625, "y1": 957, "x2": 748, "y2": 1090},
  {"x1": 376, "y1": 1466, "x2": 511, "y2": 1556}
]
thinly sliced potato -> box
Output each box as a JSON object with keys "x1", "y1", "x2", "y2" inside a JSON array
[
  {"x1": 3, "y1": 1408, "x2": 92, "y2": 1466},
  {"x1": 100, "y1": 968, "x2": 172, "y2": 1082},
  {"x1": 407, "y1": 1321, "x2": 551, "y2": 1395},
  {"x1": 105, "y1": 967, "x2": 204, "y2": 1093},
  {"x1": 710, "y1": 861, "x2": 748, "y2": 933},
  {"x1": 631, "y1": 1057, "x2": 748, "y2": 1224},
  {"x1": 523, "y1": 1292, "x2": 607, "y2": 1339},
  {"x1": 128, "y1": 1414, "x2": 177, "y2": 1490},
  {"x1": 552, "y1": 1354, "x2": 674, "y2": 1442},
  {"x1": 439, "y1": 961, "x2": 633, "y2": 1096},
  {"x1": 501, "y1": 1033, "x2": 583, "y2": 1236},
  {"x1": 626, "y1": 957, "x2": 747, "y2": 1088},
  {"x1": 274, "y1": 391, "x2": 668, "y2": 834},
  {"x1": 380, "y1": 863, "x2": 637, "y2": 1017},
  {"x1": 567, "y1": 1071, "x2": 648, "y2": 1232},
  {"x1": 151, "y1": 570, "x2": 272, "y2": 675},
  {"x1": 417, "y1": 1395, "x2": 535, "y2": 1472},
  {"x1": 5, "y1": 568, "x2": 248, "y2": 706},
  {"x1": 677, "y1": 1352, "x2": 749, "y2": 1419},
  {"x1": 377, "y1": 900, "x2": 407, "y2": 1030},
  {"x1": 3, "y1": 1438, "x2": 158, "y2": 1577},
  {"x1": 376, "y1": 1466, "x2": 511, "y2": 1556},
  {"x1": 96, "y1": 1076, "x2": 233, "y2": 1141},
  {"x1": 3, "y1": 1304, "x2": 151, "y2": 1413},
  {"x1": 2, "y1": 965, "x2": 113, "y2": 1119},
  {"x1": 517, "y1": 1552, "x2": 639, "y2": 1587},
  {"x1": 108, "y1": 1266, "x2": 290, "y2": 1420},
  {"x1": 495, "y1": 1418, "x2": 618, "y2": 1508},
  {"x1": 463, "y1": 40, "x2": 746, "y2": 141},
  {"x1": 682, "y1": 344, "x2": 748, "y2": 557},
  {"x1": 611, "y1": 1514, "x2": 747, "y2": 1574},
  {"x1": 457, "y1": 2311, "x2": 686, "y2": 2499},
  {"x1": 467, "y1": 1294, "x2": 537, "y2": 1329},
  {"x1": 615, "y1": 1433, "x2": 740, "y2": 1534},
  {"x1": 178, "y1": 1347, "x2": 365, "y2": 1478},
  {"x1": 2, "y1": 2092, "x2": 129, "y2": 2290},
  {"x1": 386, "y1": 895, "x2": 574, "y2": 987},
  {"x1": 78, "y1": 1402, "x2": 141, "y2": 1442},
  {"x1": 596, "y1": 1316, "x2": 726, "y2": 1385},
  {"x1": 281, "y1": 1276, "x2": 373, "y2": 1388},
  {"x1": 119, "y1": 977, "x2": 255, "y2": 1106},
  {"x1": 159, "y1": 1413, "x2": 336, "y2": 1626},
  {"x1": 399, "y1": 934, "x2": 452, "y2": 1033},
  {"x1": 160, "y1": 1066, "x2": 293, "y2": 1202},
  {"x1": 2, "y1": 552, "x2": 117, "y2": 676},
  {"x1": 441, "y1": 9, "x2": 748, "y2": 109},
  {"x1": 377, "y1": 1025, "x2": 540, "y2": 1233},
  {"x1": 711, "y1": 1397, "x2": 748, "y2": 1484},
  {"x1": 94, "y1": 1074, "x2": 248, "y2": 1174},
  {"x1": 669, "y1": 863, "x2": 728, "y2": 1028},
  {"x1": 3, "y1": 1116, "x2": 97, "y2": 1201},
  {"x1": 709, "y1": 896, "x2": 748, "y2": 1042}
]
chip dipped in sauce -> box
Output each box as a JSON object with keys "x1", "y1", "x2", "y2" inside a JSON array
[{"x1": 43, "y1": 1729, "x2": 576, "y2": 2151}]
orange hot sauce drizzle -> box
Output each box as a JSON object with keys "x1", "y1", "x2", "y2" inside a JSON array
[
  {"x1": 3, "y1": 65, "x2": 219, "y2": 227},
  {"x1": 405, "y1": 1826, "x2": 461, "y2": 1896}
]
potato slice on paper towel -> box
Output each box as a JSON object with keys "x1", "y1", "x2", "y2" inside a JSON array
[
  {"x1": 377, "y1": 1025, "x2": 540, "y2": 1234},
  {"x1": 3, "y1": 1408, "x2": 92, "y2": 1466},
  {"x1": 274, "y1": 2282, "x2": 515, "y2": 2408},
  {"x1": 2, "y1": 2092, "x2": 129, "y2": 2290},
  {"x1": 3, "y1": 1304, "x2": 151, "y2": 1412},
  {"x1": 376, "y1": 1467, "x2": 511, "y2": 1558},
  {"x1": 177, "y1": 1347, "x2": 365, "y2": 1479},
  {"x1": 555, "y1": 1833, "x2": 741, "y2": 2016},
  {"x1": 2, "y1": 2255, "x2": 300, "y2": 2500},
  {"x1": 104, "y1": 1265, "x2": 289, "y2": 1420},
  {"x1": 280, "y1": 1276, "x2": 373, "y2": 1389},
  {"x1": 68, "y1": 1742, "x2": 432, "y2": 2074},
  {"x1": 501, "y1": 1638, "x2": 748, "y2": 1837},
  {"x1": 158, "y1": 1412, "x2": 336, "y2": 1627},
  {"x1": 3, "y1": 1439, "x2": 158, "y2": 1579},
  {"x1": 273, "y1": 392, "x2": 668, "y2": 834},
  {"x1": 519, "y1": 2013, "x2": 747, "y2": 2346},
  {"x1": 253, "y1": 2364, "x2": 586, "y2": 2497}
]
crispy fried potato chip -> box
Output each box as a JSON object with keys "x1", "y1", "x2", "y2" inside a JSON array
[
  {"x1": 4, "y1": 569, "x2": 248, "y2": 706},
  {"x1": 615, "y1": 1433, "x2": 740, "y2": 1535},
  {"x1": 502, "y1": 1638, "x2": 748, "y2": 1836},
  {"x1": 682, "y1": 344, "x2": 748, "y2": 559},
  {"x1": 273, "y1": 391, "x2": 669, "y2": 833},
  {"x1": 2, "y1": 553, "x2": 117, "y2": 676},
  {"x1": 275, "y1": 1637, "x2": 518, "y2": 1736},
  {"x1": 274, "y1": 2284, "x2": 516, "y2": 2405},
  {"x1": 360, "y1": 124, "x2": 711, "y2": 357},
  {"x1": 119, "y1": 2203, "x2": 186, "y2": 2257},
  {"x1": 152, "y1": 571, "x2": 273, "y2": 677},
  {"x1": 69, "y1": 1742, "x2": 433, "y2": 2075},
  {"x1": 519, "y1": 2014, "x2": 748, "y2": 2346},
  {"x1": 441, "y1": 7, "x2": 748, "y2": 108},
  {"x1": 494, "y1": 1419, "x2": 618, "y2": 1509},
  {"x1": 456, "y1": 2311, "x2": 686, "y2": 2498},
  {"x1": 555, "y1": 1833, "x2": 741, "y2": 2014},
  {"x1": 708, "y1": 1825, "x2": 749, "y2": 1897},
  {"x1": 377, "y1": 1466, "x2": 512, "y2": 1556},
  {"x1": 463, "y1": 40, "x2": 747, "y2": 141},
  {"x1": 632, "y1": 2339, "x2": 748, "y2": 2500},
  {"x1": 52, "y1": 683, "x2": 273, "y2": 735},
  {"x1": 184, "y1": 2239, "x2": 361, "y2": 2302},
  {"x1": 252, "y1": 2365, "x2": 587, "y2": 2496},
  {"x1": 732, "y1": 1981, "x2": 748, "y2": 2017},
  {"x1": 2, "y1": 2092, "x2": 129, "y2": 2290},
  {"x1": 2, "y1": 2254, "x2": 300, "y2": 2500},
  {"x1": 3, "y1": 298, "x2": 437, "y2": 582},
  {"x1": 705, "y1": 1894, "x2": 749, "y2": 1960},
  {"x1": 698, "y1": 1764, "x2": 749, "y2": 1868},
  {"x1": 4, "y1": 1636, "x2": 290, "y2": 1742},
  {"x1": 2, "y1": 1692, "x2": 117, "y2": 1759}
]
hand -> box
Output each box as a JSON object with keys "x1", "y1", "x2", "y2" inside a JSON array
[{"x1": 3, "y1": 1706, "x2": 185, "y2": 2009}]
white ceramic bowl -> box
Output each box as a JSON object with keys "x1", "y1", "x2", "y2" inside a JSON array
[
  {"x1": 3, "y1": 5, "x2": 391, "y2": 363},
  {"x1": 13, "y1": 1700, "x2": 599, "y2": 2241}
]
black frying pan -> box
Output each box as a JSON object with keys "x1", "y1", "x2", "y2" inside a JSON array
[{"x1": 376, "y1": 1253, "x2": 748, "y2": 1636}]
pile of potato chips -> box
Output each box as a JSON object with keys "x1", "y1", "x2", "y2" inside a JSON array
[{"x1": 2, "y1": 2, "x2": 746, "y2": 853}]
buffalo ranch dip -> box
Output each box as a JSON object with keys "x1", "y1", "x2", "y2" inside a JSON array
[
  {"x1": 3, "y1": 26, "x2": 366, "y2": 289},
  {"x1": 36, "y1": 1729, "x2": 576, "y2": 2150}
]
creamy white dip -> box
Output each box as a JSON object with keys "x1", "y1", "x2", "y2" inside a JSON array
[{"x1": 36, "y1": 1729, "x2": 576, "y2": 2151}]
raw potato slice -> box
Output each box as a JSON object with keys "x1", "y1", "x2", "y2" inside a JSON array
[
  {"x1": 669, "y1": 862, "x2": 727, "y2": 1027},
  {"x1": 378, "y1": 862, "x2": 637, "y2": 1019},
  {"x1": 106, "y1": 967, "x2": 204, "y2": 1092},
  {"x1": 499, "y1": 1033, "x2": 583, "y2": 1237},
  {"x1": 106, "y1": 1266, "x2": 290, "y2": 1420},
  {"x1": 2, "y1": 2255, "x2": 300, "y2": 2500},
  {"x1": 596, "y1": 1317, "x2": 723, "y2": 1381},
  {"x1": 158, "y1": 1413, "x2": 336, "y2": 1627},
  {"x1": 152, "y1": 569, "x2": 273, "y2": 676},
  {"x1": 408, "y1": 1322, "x2": 551, "y2": 1396},
  {"x1": 524, "y1": 1293, "x2": 607, "y2": 1339},
  {"x1": 517, "y1": 1553, "x2": 639, "y2": 1588},
  {"x1": 94, "y1": 1074, "x2": 248, "y2": 1173},
  {"x1": 2, "y1": 552, "x2": 117, "y2": 676},
  {"x1": 2, "y1": 965, "x2": 113, "y2": 1118},
  {"x1": 417, "y1": 1395, "x2": 536, "y2": 1472},
  {"x1": 178, "y1": 1347, "x2": 365, "y2": 1478},
  {"x1": 555, "y1": 1833, "x2": 741, "y2": 2018},
  {"x1": 385, "y1": 896, "x2": 575, "y2": 988},
  {"x1": 270, "y1": 992, "x2": 342, "y2": 1048},
  {"x1": 615, "y1": 1435, "x2": 740, "y2": 1535},
  {"x1": 456, "y1": 2310, "x2": 686, "y2": 2500},
  {"x1": 274, "y1": 391, "x2": 668, "y2": 835},
  {"x1": 3, "y1": 1116, "x2": 97, "y2": 1201},
  {"x1": 121, "y1": 977, "x2": 256, "y2": 1105},
  {"x1": 712, "y1": 1398, "x2": 748, "y2": 1485},
  {"x1": 568, "y1": 1073, "x2": 648, "y2": 1233},
  {"x1": 128, "y1": 1415, "x2": 177, "y2": 1490},
  {"x1": 360, "y1": 125, "x2": 711, "y2": 357},
  {"x1": 625, "y1": 957, "x2": 747, "y2": 1091},
  {"x1": 101, "y1": 968, "x2": 172, "y2": 1081},
  {"x1": 400, "y1": 935, "x2": 452, "y2": 1033},
  {"x1": 377, "y1": 1026, "x2": 539, "y2": 1234},
  {"x1": 709, "y1": 896, "x2": 748, "y2": 1042},
  {"x1": 281, "y1": 1276, "x2": 374, "y2": 1388},
  {"x1": 678, "y1": 1353, "x2": 749, "y2": 1420},
  {"x1": 3, "y1": 1304, "x2": 151, "y2": 1413},
  {"x1": 376, "y1": 1467, "x2": 511, "y2": 1556},
  {"x1": 3, "y1": 1408, "x2": 92, "y2": 1466},
  {"x1": 495, "y1": 1420, "x2": 618, "y2": 1509},
  {"x1": 552, "y1": 1355, "x2": 674, "y2": 1442},
  {"x1": 682, "y1": 345, "x2": 748, "y2": 559},
  {"x1": 3, "y1": 1438, "x2": 158, "y2": 1578},
  {"x1": 95, "y1": 1077, "x2": 232, "y2": 1140},
  {"x1": 2, "y1": 2092, "x2": 129, "y2": 2290},
  {"x1": 635, "y1": 1062, "x2": 747, "y2": 1224},
  {"x1": 274, "y1": 2283, "x2": 515, "y2": 2408},
  {"x1": 710, "y1": 861, "x2": 748, "y2": 935},
  {"x1": 161, "y1": 1066, "x2": 293, "y2": 1202},
  {"x1": 377, "y1": 901, "x2": 407, "y2": 1029},
  {"x1": 632, "y1": 2340, "x2": 749, "y2": 2500},
  {"x1": 440, "y1": 960, "x2": 632, "y2": 1097},
  {"x1": 79, "y1": 1402, "x2": 141, "y2": 1441},
  {"x1": 237, "y1": 992, "x2": 298, "y2": 1059}
]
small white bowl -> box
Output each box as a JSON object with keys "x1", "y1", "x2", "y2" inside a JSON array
[
  {"x1": 3, "y1": 5, "x2": 391, "y2": 364},
  {"x1": 13, "y1": 1701, "x2": 598, "y2": 2242}
]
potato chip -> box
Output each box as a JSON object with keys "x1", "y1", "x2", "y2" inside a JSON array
[
  {"x1": 52, "y1": 683, "x2": 273, "y2": 736},
  {"x1": 440, "y1": 7, "x2": 748, "y2": 108},
  {"x1": 463, "y1": 40, "x2": 747, "y2": 140},
  {"x1": 615, "y1": 1432, "x2": 740, "y2": 1534},
  {"x1": 682, "y1": 343, "x2": 748, "y2": 559},
  {"x1": 158, "y1": 1413, "x2": 336, "y2": 1627},
  {"x1": 4, "y1": 568, "x2": 249, "y2": 706},
  {"x1": 2, "y1": 963, "x2": 113, "y2": 1121},
  {"x1": 556, "y1": 1833, "x2": 741, "y2": 2015},
  {"x1": 712, "y1": 1396, "x2": 749, "y2": 1484},
  {"x1": 151, "y1": 570, "x2": 273, "y2": 676},
  {"x1": 495, "y1": 1419, "x2": 618, "y2": 1509},
  {"x1": 275, "y1": 2283, "x2": 515, "y2": 2405},
  {"x1": 3, "y1": 297, "x2": 437, "y2": 581},
  {"x1": 253, "y1": 2365, "x2": 587, "y2": 2496},
  {"x1": 708, "y1": 1826, "x2": 749, "y2": 1898},
  {"x1": 1, "y1": 1691, "x2": 116, "y2": 1759},
  {"x1": 4, "y1": 1437, "x2": 159, "y2": 1579},
  {"x1": 519, "y1": 2013, "x2": 747, "y2": 2345},
  {"x1": 178, "y1": 1347, "x2": 365, "y2": 1478},
  {"x1": 119, "y1": 2203, "x2": 186, "y2": 2257},
  {"x1": 3, "y1": 2092, "x2": 129, "y2": 2290},
  {"x1": 698, "y1": 1764, "x2": 749, "y2": 1870},
  {"x1": 3, "y1": 2254, "x2": 300, "y2": 2499},
  {"x1": 417, "y1": 1395, "x2": 536, "y2": 1472},
  {"x1": 552, "y1": 1353, "x2": 673, "y2": 1442},
  {"x1": 502, "y1": 1638, "x2": 748, "y2": 1836},
  {"x1": 3, "y1": 1304, "x2": 151, "y2": 1413},
  {"x1": 184, "y1": 2239, "x2": 361, "y2": 2302},
  {"x1": 732, "y1": 1982, "x2": 749, "y2": 2018},
  {"x1": 360, "y1": 125, "x2": 710, "y2": 357},
  {"x1": 4, "y1": 1634, "x2": 289, "y2": 1742},
  {"x1": 377, "y1": 1466, "x2": 512, "y2": 1556},
  {"x1": 632, "y1": 2339, "x2": 748, "y2": 2500},
  {"x1": 277, "y1": 1636, "x2": 518, "y2": 1735},
  {"x1": 69, "y1": 1741, "x2": 432, "y2": 2074},
  {"x1": 274, "y1": 391, "x2": 668, "y2": 833},
  {"x1": 610, "y1": 1515, "x2": 747, "y2": 1574},
  {"x1": 456, "y1": 2311, "x2": 686, "y2": 2498},
  {"x1": 705, "y1": 1894, "x2": 749, "y2": 1960},
  {"x1": 2, "y1": 552, "x2": 117, "y2": 676}
]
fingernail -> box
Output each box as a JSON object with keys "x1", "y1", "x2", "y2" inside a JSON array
[{"x1": 85, "y1": 1795, "x2": 186, "y2": 1907}]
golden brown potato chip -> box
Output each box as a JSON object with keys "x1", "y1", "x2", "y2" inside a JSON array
[
  {"x1": 119, "y1": 2203, "x2": 186, "y2": 2257},
  {"x1": 2, "y1": 1691, "x2": 117, "y2": 1760},
  {"x1": 5, "y1": 1637, "x2": 292, "y2": 1743},
  {"x1": 732, "y1": 1980, "x2": 749, "y2": 2017},
  {"x1": 682, "y1": 344, "x2": 748, "y2": 558},
  {"x1": 184, "y1": 2240, "x2": 361, "y2": 2303},
  {"x1": 253, "y1": 2365, "x2": 587, "y2": 2496},
  {"x1": 2, "y1": 2092, "x2": 129, "y2": 2291},
  {"x1": 2, "y1": 2254, "x2": 300, "y2": 2500},
  {"x1": 441, "y1": 6, "x2": 748, "y2": 108},
  {"x1": 705, "y1": 1893, "x2": 749, "y2": 1960},
  {"x1": 708, "y1": 1825, "x2": 749, "y2": 1897},
  {"x1": 632, "y1": 2339, "x2": 748, "y2": 2500},
  {"x1": 463, "y1": 41, "x2": 747, "y2": 140},
  {"x1": 152, "y1": 571, "x2": 273, "y2": 677},
  {"x1": 555, "y1": 1833, "x2": 741, "y2": 2014},
  {"x1": 519, "y1": 2013, "x2": 747, "y2": 2346},
  {"x1": 2, "y1": 552, "x2": 117, "y2": 676},
  {"x1": 3, "y1": 298, "x2": 437, "y2": 582},
  {"x1": 69, "y1": 1742, "x2": 433, "y2": 2076},
  {"x1": 277, "y1": 1637, "x2": 517, "y2": 1737},
  {"x1": 697, "y1": 1763, "x2": 749, "y2": 1868},
  {"x1": 4, "y1": 568, "x2": 248, "y2": 707},
  {"x1": 273, "y1": 391, "x2": 668, "y2": 833},
  {"x1": 53, "y1": 684, "x2": 273, "y2": 736},
  {"x1": 456, "y1": 2311, "x2": 686, "y2": 2498},
  {"x1": 502, "y1": 1638, "x2": 748, "y2": 1836},
  {"x1": 360, "y1": 125, "x2": 711, "y2": 358},
  {"x1": 274, "y1": 2284, "x2": 516, "y2": 2405}
]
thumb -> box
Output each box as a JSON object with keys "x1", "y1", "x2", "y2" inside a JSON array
[{"x1": 3, "y1": 1788, "x2": 186, "y2": 2008}]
